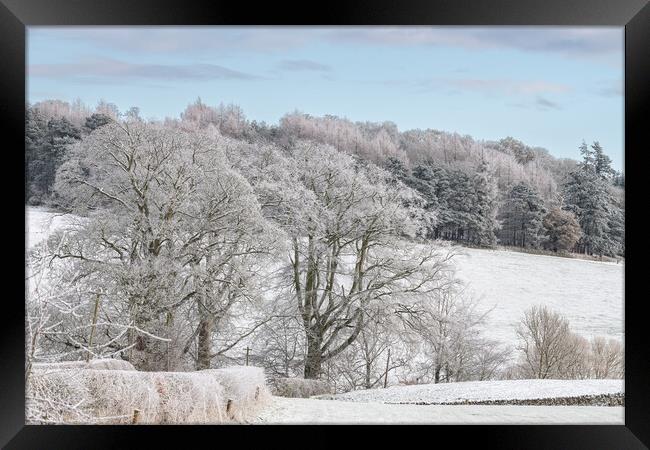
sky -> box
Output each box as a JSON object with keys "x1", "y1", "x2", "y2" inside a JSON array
[{"x1": 27, "y1": 27, "x2": 624, "y2": 169}]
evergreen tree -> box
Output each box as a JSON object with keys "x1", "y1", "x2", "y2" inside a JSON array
[
  {"x1": 27, "y1": 116, "x2": 81, "y2": 203},
  {"x1": 83, "y1": 113, "x2": 113, "y2": 133},
  {"x1": 469, "y1": 161, "x2": 499, "y2": 247},
  {"x1": 498, "y1": 182, "x2": 546, "y2": 248},
  {"x1": 564, "y1": 142, "x2": 624, "y2": 256},
  {"x1": 25, "y1": 107, "x2": 48, "y2": 202},
  {"x1": 591, "y1": 141, "x2": 615, "y2": 179},
  {"x1": 384, "y1": 156, "x2": 409, "y2": 182},
  {"x1": 563, "y1": 169, "x2": 617, "y2": 256},
  {"x1": 542, "y1": 207, "x2": 581, "y2": 252}
]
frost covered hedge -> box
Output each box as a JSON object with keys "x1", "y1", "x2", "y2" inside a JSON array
[
  {"x1": 202, "y1": 366, "x2": 271, "y2": 422},
  {"x1": 269, "y1": 377, "x2": 333, "y2": 398},
  {"x1": 27, "y1": 368, "x2": 227, "y2": 424},
  {"x1": 26, "y1": 365, "x2": 272, "y2": 424},
  {"x1": 33, "y1": 359, "x2": 136, "y2": 371}
]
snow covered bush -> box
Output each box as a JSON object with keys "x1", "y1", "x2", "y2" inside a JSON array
[
  {"x1": 33, "y1": 359, "x2": 136, "y2": 371},
  {"x1": 26, "y1": 368, "x2": 228, "y2": 424},
  {"x1": 269, "y1": 377, "x2": 333, "y2": 398},
  {"x1": 202, "y1": 366, "x2": 271, "y2": 422}
]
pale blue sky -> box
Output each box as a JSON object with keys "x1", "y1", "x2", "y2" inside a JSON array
[{"x1": 27, "y1": 27, "x2": 624, "y2": 169}]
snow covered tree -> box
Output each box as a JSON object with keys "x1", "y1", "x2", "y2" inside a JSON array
[
  {"x1": 564, "y1": 146, "x2": 622, "y2": 256},
  {"x1": 83, "y1": 113, "x2": 114, "y2": 133},
  {"x1": 397, "y1": 284, "x2": 508, "y2": 383},
  {"x1": 469, "y1": 161, "x2": 499, "y2": 247},
  {"x1": 242, "y1": 141, "x2": 455, "y2": 378},
  {"x1": 26, "y1": 115, "x2": 81, "y2": 204},
  {"x1": 591, "y1": 141, "x2": 615, "y2": 180},
  {"x1": 498, "y1": 182, "x2": 546, "y2": 248},
  {"x1": 50, "y1": 120, "x2": 276, "y2": 370}
]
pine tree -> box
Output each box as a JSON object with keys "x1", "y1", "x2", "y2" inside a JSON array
[
  {"x1": 469, "y1": 161, "x2": 499, "y2": 247},
  {"x1": 591, "y1": 141, "x2": 615, "y2": 179},
  {"x1": 564, "y1": 170, "x2": 610, "y2": 255},
  {"x1": 83, "y1": 113, "x2": 113, "y2": 133},
  {"x1": 498, "y1": 182, "x2": 546, "y2": 248},
  {"x1": 27, "y1": 116, "x2": 81, "y2": 203},
  {"x1": 564, "y1": 142, "x2": 623, "y2": 256}
]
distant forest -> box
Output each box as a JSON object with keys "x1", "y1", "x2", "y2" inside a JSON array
[{"x1": 25, "y1": 98, "x2": 624, "y2": 257}]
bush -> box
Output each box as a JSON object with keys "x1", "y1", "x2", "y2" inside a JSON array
[
  {"x1": 269, "y1": 377, "x2": 333, "y2": 398},
  {"x1": 27, "y1": 368, "x2": 227, "y2": 424},
  {"x1": 33, "y1": 359, "x2": 136, "y2": 371},
  {"x1": 202, "y1": 366, "x2": 271, "y2": 422}
]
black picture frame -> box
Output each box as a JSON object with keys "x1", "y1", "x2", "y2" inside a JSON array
[{"x1": 2, "y1": 0, "x2": 647, "y2": 448}]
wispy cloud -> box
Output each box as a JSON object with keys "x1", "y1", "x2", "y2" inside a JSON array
[
  {"x1": 535, "y1": 96, "x2": 562, "y2": 110},
  {"x1": 442, "y1": 78, "x2": 571, "y2": 95},
  {"x1": 402, "y1": 77, "x2": 572, "y2": 97},
  {"x1": 277, "y1": 59, "x2": 331, "y2": 72},
  {"x1": 327, "y1": 27, "x2": 622, "y2": 63},
  {"x1": 30, "y1": 27, "x2": 308, "y2": 55},
  {"x1": 29, "y1": 58, "x2": 260, "y2": 82},
  {"x1": 596, "y1": 80, "x2": 623, "y2": 97},
  {"x1": 30, "y1": 27, "x2": 622, "y2": 65}
]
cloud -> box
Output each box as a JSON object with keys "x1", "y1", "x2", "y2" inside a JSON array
[
  {"x1": 535, "y1": 96, "x2": 562, "y2": 110},
  {"x1": 277, "y1": 59, "x2": 331, "y2": 72},
  {"x1": 30, "y1": 27, "x2": 622, "y2": 65},
  {"x1": 418, "y1": 78, "x2": 572, "y2": 96},
  {"x1": 30, "y1": 27, "x2": 309, "y2": 54},
  {"x1": 326, "y1": 27, "x2": 622, "y2": 63},
  {"x1": 29, "y1": 58, "x2": 260, "y2": 82}
]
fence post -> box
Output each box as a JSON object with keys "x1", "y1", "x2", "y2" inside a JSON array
[{"x1": 384, "y1": 348, "x2": 391, "y2": 388}]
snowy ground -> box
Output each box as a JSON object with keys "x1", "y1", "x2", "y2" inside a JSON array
[
  {"x1": 26, "y1": 207, "x2": 77, "y2": 250},
  {"x1": 253, "y1": 397, "x2": 623, "y2": 424},
  {"x1": 317, "y1": 379, "x2": 624, "y2": 404},
  {"x1": 452, "y1": 247, "x2": 624, "y2": 347}
]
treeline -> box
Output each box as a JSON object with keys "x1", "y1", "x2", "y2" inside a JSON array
[
  {"x1": 25, "y1": 97, "x2": 624, "y2": 257},
  {"x1": 26, "y1": 100, "x2": 624, "y2": 388}
]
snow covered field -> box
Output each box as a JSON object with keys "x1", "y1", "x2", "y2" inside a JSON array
[
  {"x1": 317, "y1": 379, "x2": 624, "y2": 404},
  {"x1": 253, "y1": 397, "x2": 623, "y2": 424},
  {"x1": 26, "y1": 207, "x2": 77, "y2": 250},
  {"x1": 452, "y1": 247, "x2": 624, "y2": 347}
]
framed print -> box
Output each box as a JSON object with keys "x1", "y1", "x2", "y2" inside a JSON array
[{"x1": 1, "y1": 0, "x2": 648, "y2": 448}]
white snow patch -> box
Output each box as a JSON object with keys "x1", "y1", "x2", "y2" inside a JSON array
[
  {"x1": 317, "y1": 379, "x2": 623, "y2": 404},
  {"x1": 452, "y1": 247, "x2": 624, "y2": 346},
  {"x1": 253, "y1": 396, "x2": 623, "y2": 424}
]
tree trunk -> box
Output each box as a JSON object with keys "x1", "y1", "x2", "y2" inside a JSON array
[
  {"x1": 196, "y1": 318, "x2": 214, "y2": 370},
  {"x1": 365, "y1": 361, "x2": 372, "y2": 389},
  {"x1": 434, "y1": 364, "x2": 441, "y2": 383}
]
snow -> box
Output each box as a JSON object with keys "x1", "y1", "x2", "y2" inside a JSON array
[
  {"x1": 452, "y1": 247, "x2": 624, "y2": 347},
  {"x1": 253, "y1": 396, "x2": 623, "y2": 424},
  {"x1": 317, "y1": 379, "x2": 623, "y2": 404},
  {"x1": 26, "y1": 206, "x2": 77, "y2": 250}
]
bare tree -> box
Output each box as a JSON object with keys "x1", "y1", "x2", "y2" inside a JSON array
[
  {"x1": 397, "y1": 284, "x2": 507, "y2": 383},
  {"x1": 590, "y1": 336, "x2": 624, "y2": 378},
  {"x1": 515, "y1": 305, "x2": 590, "y2": 379}
]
